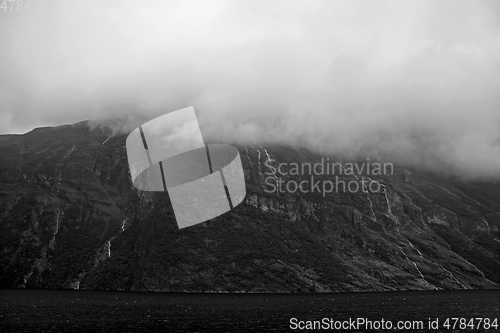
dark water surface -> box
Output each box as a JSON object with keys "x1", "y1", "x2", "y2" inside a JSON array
[{"x1": 1, "y1": 289, "x2": 498, "y2": 332}]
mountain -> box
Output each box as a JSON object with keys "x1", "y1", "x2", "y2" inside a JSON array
[{"x1": 1, "y1": 121, "x2": 499, "y2": 292}]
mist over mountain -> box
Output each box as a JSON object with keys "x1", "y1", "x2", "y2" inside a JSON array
[{"x1": 1, "y1": 0, "x2": 500, "y2": 179}]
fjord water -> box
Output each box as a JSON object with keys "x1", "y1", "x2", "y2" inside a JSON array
[{"x1": 1, "y1": 289, "x2": 498, "y2": 332}]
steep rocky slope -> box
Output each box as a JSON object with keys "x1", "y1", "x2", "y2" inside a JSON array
[{"x1": 1, "y1": 121, "x2": 499, "y2": 292}]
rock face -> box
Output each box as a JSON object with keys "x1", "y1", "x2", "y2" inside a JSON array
[{"x1": 0, "y1": 121, "x2": 499, "y2": 292}]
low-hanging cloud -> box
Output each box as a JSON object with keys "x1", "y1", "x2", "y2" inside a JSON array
[{"x1": 1, "y1": 0, "x2": 499, "y2": 179}]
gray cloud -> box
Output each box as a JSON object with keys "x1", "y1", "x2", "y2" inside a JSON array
[{"x1": 1, "y1": 0, "x2": 499, "y2": 179}]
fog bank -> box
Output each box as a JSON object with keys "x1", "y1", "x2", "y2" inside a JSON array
[{"x1": 1, "y1": 0, "x2": 499, "y2": 179}]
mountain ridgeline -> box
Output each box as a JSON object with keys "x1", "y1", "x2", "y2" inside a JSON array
[{"x1": 1, "y1": 121, "x2": 500, "y2": 292}]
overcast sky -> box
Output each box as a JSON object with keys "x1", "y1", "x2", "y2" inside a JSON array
[{"x1": 1, "y1": 0, "x2": 500, "y2": 179}]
